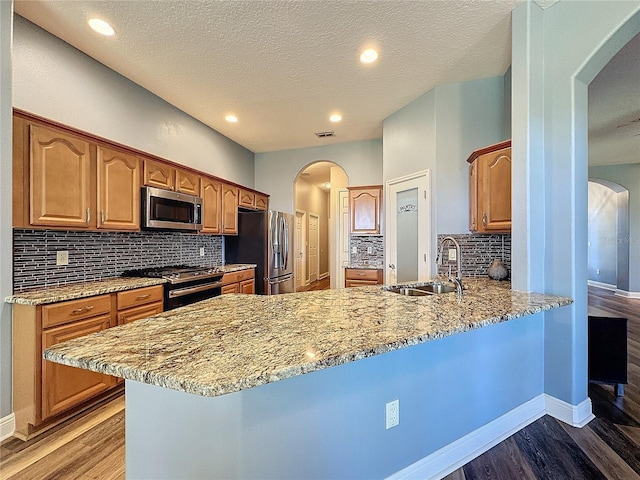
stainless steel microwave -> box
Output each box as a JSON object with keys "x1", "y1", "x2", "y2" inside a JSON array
[{"x1": 141, "y1": 186, "x2": 202, "y2": 231}]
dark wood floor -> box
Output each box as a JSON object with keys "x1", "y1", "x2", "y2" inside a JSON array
[
  {"x1": 1, "y1": 285, "x2": 638, "y2": 479},
  {"x1": 445, "y1": 286, "x2": 640, "y2": 480},
  {"x1": 295, "y1": 276, "x2": 330, "y2": 292}
]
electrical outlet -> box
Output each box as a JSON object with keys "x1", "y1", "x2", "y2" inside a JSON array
[
  {"x1": 200, "y1": 247, "x2": 205, "y2": 257},
  {"x1": 385, "y1": 399, "x2": 399, "y2": 429},
  {"x1": 351, "y1": 246, "x2": 357, "y2": 254},
  {"x1": 56, "y1": 251, "x2": 69, "y2": 266},
  {"x1": 448, "y1": 248, "x2": 457, "y2": 261},
  {"x1": 596, "y1": 268, "x2": 600, "y2": 275},
  {"x1": 367, "y1": 246, "x2": 373, "y2": 254}
]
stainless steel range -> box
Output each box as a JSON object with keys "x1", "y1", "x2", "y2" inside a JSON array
[{"x1": 123, "y1": 265, "x2": 224, "y2": 310}]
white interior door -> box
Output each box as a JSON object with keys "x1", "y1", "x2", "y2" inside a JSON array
[
  {"x1": 295, "y1": 211, "x2": 306, "y2": 290},
  {"x1": 309, "y1": 213, "x2": 319, "y2": 282},
  {"x1": 385, "y1": 170, "x2": 431, "y2": 285},
  {"x1": 337, "y1": 189, "x2": 349, "y2": 288}
]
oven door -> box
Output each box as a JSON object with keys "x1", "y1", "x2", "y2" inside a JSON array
[{"x1": 165, "y1": 281, "x2": 222, "y2": 310}]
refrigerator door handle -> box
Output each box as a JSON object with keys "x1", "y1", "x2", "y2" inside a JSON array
[
  {"x1": 283, "y1": 217, "x2": 289, "y2": 270},
  {"x1": 268, "y1": 274, "x2": 293, "y2": 285},
  {"x1": 279, "y1": 215, "x2": 286, "y2": 269}
]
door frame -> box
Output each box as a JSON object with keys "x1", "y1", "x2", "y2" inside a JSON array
[
  {"x1": 295, "y1": 210, "x2": 307, "y2": 289},
  {"x1": 308, "y1": 212, "x2": 320, "y2": 283},
  {"x1": 385, "y1": 170, "x2": 432, "y2": 285},
  {"x1": 335, "y1": 189, "x2": 349, "y2": 289}
]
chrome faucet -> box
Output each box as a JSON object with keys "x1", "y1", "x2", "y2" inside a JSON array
[{"x1": 437, "y1": 236, "x2": 463, "y2": 295}]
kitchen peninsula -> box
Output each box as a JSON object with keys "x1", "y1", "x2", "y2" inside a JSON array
[{"x1": 44, "y1": 281, "x2": 571, "y2": 479}]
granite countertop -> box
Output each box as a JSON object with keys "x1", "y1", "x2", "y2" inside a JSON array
[
  {"x1": 43, "y1": 279, "x2": 572, "y2": 398},
  {"x1": 5, "y1": 264, "x2": 256, "y2": 306}
]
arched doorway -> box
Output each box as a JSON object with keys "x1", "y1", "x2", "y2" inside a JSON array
[{"x1": 294, "y1": 161, "x2": 348, "y2": 290}]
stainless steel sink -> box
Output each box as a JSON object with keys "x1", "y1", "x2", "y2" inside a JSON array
[{"x1": 385, "y1": 283, "x2": 457, "y2": 296}]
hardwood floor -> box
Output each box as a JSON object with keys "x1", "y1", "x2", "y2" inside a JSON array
[
  {"x1": 1, "y1": 286, "x2": 637, "y2": 479},
  {"x1": 295, "y1": 276, "x2": 330, "y2": 292},
  {"x1": 445, "y1": 286, "x2": 640, "y2": 480}
]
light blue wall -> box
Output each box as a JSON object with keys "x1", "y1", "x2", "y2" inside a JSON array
[
  {"x1": 590, "y1": 164, "x2": 640, "y2": 292},
  {"x1": 587, "y1": 182, "x2": 619, "y2": 286},
  {"x1": 127, "y1": 314, "x2": 545, "y2": 479},
  {"x1": 12, "y1": 16, "x2": 254, "y2": 186},
  {"x1": 511, "y1": 1, "x2": 640, "y2": 404},
  {"x1": 254, "y1": 140, "x2": 383, "y2": 213},
  {"x1": 0, "y1": 0, "x2": 14, "y2": 420}
]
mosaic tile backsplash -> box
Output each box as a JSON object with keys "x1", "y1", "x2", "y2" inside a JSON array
[
  {"x1": 13, "y1": 229, "x2": 223, "y2": 292},
  {"x1": 349, "y1": 236, "x2": 384, "y2": 267},
  {"x1": 437, "y1": 233, "x2": 511, "y2": 279}
]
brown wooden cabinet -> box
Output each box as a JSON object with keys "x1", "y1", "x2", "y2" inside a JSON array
[
  {"x1": 220, "y1": 269, "x2": 255, "y2": 294},
  {"x1": 239, "y1": 188, "x2": 255, "y2": 208},
  {"x1": 467, "y1": 141, "x2": 511, "y2": 233},
  {"x1": 200, "y1": 177, "x2": 222, "y2": 234},
  {"x1": 12, "y1": 285, "x2": 163, "y2": 439},
  {"x1": 345, "y1": 268, "x2": 383, "y2": 287},
  {"x1": 29, "y1": 124, "x2": 92, "y2": 228},
  {"x1": 97, "y1": 146, "x2": 140, "y2": 230},
  {"x1": 143, "y1": 159, "x2": 175, "y2": 191},
  {"x1": 176, "y1": 168, "x2": 200, "y2": 195},
  {"x1": 255, "y1": 194, "x2": 269, "y2": 211},
  {"x1": 348, "y1": 186, "x2": 382, "y2": 235},
  {"x1": 222, "y1": 184, "x2": 239, "y2": 235}
]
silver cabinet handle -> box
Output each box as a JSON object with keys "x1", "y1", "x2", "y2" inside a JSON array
[
  {"x1": 482, "y1": 213, "x2": 487, "y2": 227},
  {"x1": 86, "y1": 208, "x2": 91, "y2": 223},
  {"x1": 101, "y1": 210, "x2": 105, "y2": 224}
]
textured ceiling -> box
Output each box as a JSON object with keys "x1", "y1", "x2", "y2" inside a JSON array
[
  {"x1": 588, "y1": 31, "x2": 640, "y2": 167},
  {"x1": 14, "y1": 0, "x2": 637, "y2": 167},
  {"x1": 14, "y1": 0, "x2": 523, "y2": 153}
]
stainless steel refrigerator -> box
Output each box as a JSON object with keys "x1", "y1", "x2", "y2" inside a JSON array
[{"x1": 225, "y1": 210, "x2": 295, "y2": 294}]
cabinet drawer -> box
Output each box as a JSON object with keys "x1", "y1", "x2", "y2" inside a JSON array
[
  {"x1": 222, "y1": 269, "x2": 255, "y2": 285},
  {"x1": 118, "y1": 301, "x2": 163, "y2": 325},
  {"x1": 345, "y1": 269, "x2": 380, "y2": 282},
  {"x1": 42, "y1": 295, "x2": 111, "y2": 329},
  {"x1": 117, "y1": 285, "x2": 164, "y2": 310}
]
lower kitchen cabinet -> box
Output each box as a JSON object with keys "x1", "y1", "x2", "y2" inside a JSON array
[
  {"x1": 12, "y1": 285, "x2": 163, "y2": 439},
  {"x1": 345, "y1": 268, "x2": 383, "y2": 287},
  {"x1": 221, "y1": 269, "x2": 255, "y2": 295}
]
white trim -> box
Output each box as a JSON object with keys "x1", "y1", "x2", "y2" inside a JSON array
[
  {"x1": 0, "y1": 412, "x2": 15, "y2": 441},
  {"x1": 386, "y1": 394, "x2": 595, "y2": 480},
  {"x1": 318, "y1": 272, "x2": 329, "y2": 280},
  {"x1": 615, "y1": 289, "x2": 640, "y2": 299},
  {"x1": 386, "y1": 395, "x2": 546, "y2": 480},
  {"x1": 587, "y1": 280, "x2": 616, "y2": 291},
  {"x1": 544, "y1": 394, "x2": 594, "y2": 427}
]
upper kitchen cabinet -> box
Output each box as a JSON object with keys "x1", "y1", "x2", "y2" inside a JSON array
[
  {"x1": 239, "y1": 188, "x2": 269, "y2": 211},
  {"x1": 143, "y1": 158, "x2": 200, "y2": 195},
  {"x1": 97, "y1": 146, "x2": 140, "y2": 230},
  {"x1": 28, "y1": 124, "x2": 92, "y2": 228},
  {"x1": 143, "y1": 159, "x2": 175, "y2": 191},
  {"x1": 348, "y1": 185, "x2": 383, "y2": 235},
  {"x1": 222, "y1": 184, "x2": 239, "y2": 235},
  {"x1": 200, "y1": 176, "x2": 222, "y2": 234},
  {"x1": 467, "y1": 140, "x2": 511, "y2": 233}
]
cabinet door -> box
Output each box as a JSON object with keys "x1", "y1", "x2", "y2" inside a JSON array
[
  {"x1": 349, "y1": 187, "x2": 382, "y2": 234},
  {"x1": 176, "y1": 169, "x2": 200, "y2": 195},
  {"x1": 239, "y1": 189, "x2": 255, "y2": 208},
  {"x1": 42, "y1": 315, "x2": 116, "y2": 420},
  {"x1": 97, "y1": 146, "x2": 140, "y2": 230},
  {"x1": 479, "y1": 147, "x2": 511, "y2": 232},
  {"x1": 240, "y1": 279, "x2": 255, "y2": 294},
  {"x1": 221, "y1": 283, "x2": 239, "y2": 295},
  {"x1": 30, "y1": 125, "x2": 91, "y2": 228},
  {"x1": 118, "y1": 301, "x2": 163, "y2": 325},
  {"x1": 201, "y1": 177, "x2": 222, "y2": 234},
  {"x1": 143, "y1": 159, "x2": 175, "y2": 191},
  {"x1": 255, "y1": 194, "x2": 269, "y2": 211},
  {"x1": 222, "y1": 184, "x2": 239, "y2": 235},
  {"x1": 469, "y1": 161, "x2": 478, "y2": 231}
]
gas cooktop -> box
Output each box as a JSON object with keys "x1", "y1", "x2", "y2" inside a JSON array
[{"x1": 122, "y1": 265, "x2": 223, "y2": 284}]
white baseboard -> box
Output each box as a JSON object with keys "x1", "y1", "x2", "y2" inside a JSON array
[
  {"x1": 0, "y1": 412, "x2": 15, "y2": 441},
  {"x1": 386, "y1": 395, "x2": 546, "y2": 480},
  {"x1": 545, "y1": 394, "x2": 595, "y2": 427},
  {"x1": 387, "y1": 393, "x2": 594, "y2": 480},
  {"x1": 615, "y1": 289, "x2": 640, "y2": 299},
  {"x1": 318, "y1": 272, "x2": 329, "y2": 280},
  {"x1": 588, "y1": 280, "x2": 616, "y2": 291}
]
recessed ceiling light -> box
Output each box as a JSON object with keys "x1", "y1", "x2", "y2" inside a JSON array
[
  {"x1": 225, "y1": 114, "x2": 238, "y2": 123},
  {"x1": 360, "y1": 48, "x2": 378, "y2": 64},
  {"x1": 88, "y1": 18, "x2": 115, "y2": 36},
  {"x1": 329, "y1": 114, "x2": 342, "y2": 123}
]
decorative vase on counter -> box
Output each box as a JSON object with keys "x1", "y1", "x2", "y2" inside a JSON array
[{"x1": 487, "y1": 258, "x2": 509, "y2": 280}]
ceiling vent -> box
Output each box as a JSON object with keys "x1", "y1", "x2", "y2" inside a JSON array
[{"x1": 315, "y1": 131, "x2": 335, "y2": 138}]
